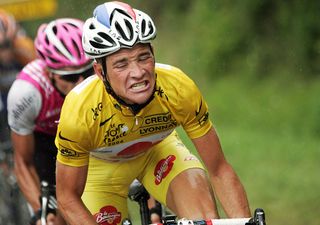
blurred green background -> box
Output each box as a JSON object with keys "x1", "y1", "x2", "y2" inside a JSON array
[{"x1": 2, "y1": 0, "x2": 320, "y2": 224}]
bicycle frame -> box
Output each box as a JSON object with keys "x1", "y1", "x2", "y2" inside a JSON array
[
  {"x1": 39, "y1": 180, "x2": 57, "y2": 225},
  {"x1": 128, "y1": 181, "x2": 266, "y2": 225}
]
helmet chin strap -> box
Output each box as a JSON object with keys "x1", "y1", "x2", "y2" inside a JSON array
[{"x1": 100, "y1": 56, "x2": 156, "y2": 115}]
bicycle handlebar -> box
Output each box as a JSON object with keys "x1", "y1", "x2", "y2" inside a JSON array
[
  {"x1": 176, "y1": 218, "x2": 251, "y2": 225},
  {"x1": 122, "y1": 208, "x2": 266, "y2": 225}
]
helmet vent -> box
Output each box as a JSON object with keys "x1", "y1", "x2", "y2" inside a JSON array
[
  {"x1": 45, "y1": 36, "x2": 50, "y2": 45},
  {"x1": 141, "y1": 20, "x2": 146, "y2": 33},
  {"x1": 115, "y1": 20, "x2": 133, "y2": 41},
  {"x1": 109, "y1": 9, "x2": 130, "y2": 22},
  {"x1": 37, "y1": 50, "x2": 45, "y2": 61},
  {"x1": 60, "y1": 40, "x2": 69, "y2": 55},
  {"x1": 89, "y1": 23, "x2": 96, "y2": 30},
  {"x1": 93, "y1": 36, "x2": 103, "y2": 43},
  {"x1": 48, "y1": 56, "x2": 59, "y2": 63},
  {"x1": 72, "y1": 39, "x2": 81, "y2": 59},
  {"x1": 52, "y1": 26, "x2": 58, "y2": 35},
  {"x1": 67, "y1": 22, "x2": 77, "y2": 28},
  {"x1": 98, "y1": 32, "x2": 117, "y2": 45},
  {"x1": 54, "y1": 46, "x2": 65, "y2": 59},
  {"x1": 62, "y1": 24, "x2": 69, "y2": 31},
  {"x1": 89, "y1": 40, "x2": 109, "y2": 49}
]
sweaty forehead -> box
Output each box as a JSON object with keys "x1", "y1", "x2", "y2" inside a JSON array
[{"x1": 107, "y1": 44, "x2": 151, "y2": 62}]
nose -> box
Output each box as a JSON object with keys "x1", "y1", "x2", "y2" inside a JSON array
[{"x1": 129, "y1": 61, "x2": 145, "y2": 78}]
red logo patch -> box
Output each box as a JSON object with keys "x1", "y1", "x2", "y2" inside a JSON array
[
  {"x1": 117, "y1": 141, "x2": 153, "y2": 156},
  {"x1": 94, "y1": 205, "x2": 121, "y2": 225},
  {"x1": 154, "y1": 155, "x2": 176, "y2": 185}
]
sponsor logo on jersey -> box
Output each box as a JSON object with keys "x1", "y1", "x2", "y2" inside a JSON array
[
  {"x1": 195, "y1": 99, "x2": 209, "y2": 126},
  {"x1": 139, "y1": 112, "x2": 177, "y2": 136},
  {"x1": 100, "y1": 114, "x2": 115, "y2": 127},
  {"x1": 58, "y1": 144, "x2": 80, "y2": 157},
  {"x1": 12, "y1": 96, "x2": 33, "y2": 120},
  {"x1": 92, "y1": 102, "x2": 103, "y2": 120},
  {"x1": 198, "y1": 112, "x2": 209, "y2": 126},
  {"x1": 94, "y1": 205, "x2": 121, "y2": 225},
  {"x1": 58, "y1": 131, "x2": 77, "y2": 143},
  {"x1": 104, "y1": 123, "x2": 128, "y2": 145},
  {"x1": 184, "y1": 155, "x2": 199, "y2": 161},
  {"x1": 155, "y1": 86, "x2": 169, "y2": 101},
  {"x1": 154, "y1": 155, "x2": 176, "y2": 185}
]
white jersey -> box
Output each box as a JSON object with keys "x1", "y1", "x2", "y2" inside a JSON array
[
  {"x1": 7, "y1": 79, "x2": 42, "y2": 135},
  {"x1": 7, "y1": 59, "x2": 64, "y2": 136}
]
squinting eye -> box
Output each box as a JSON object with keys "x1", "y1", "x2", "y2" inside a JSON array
[
  {"x1": 115, "y1": 63, "x2": 128, "y2": 68},
  {"x1": 139, "y1": 54, "x2": 152, "y2": 61}
]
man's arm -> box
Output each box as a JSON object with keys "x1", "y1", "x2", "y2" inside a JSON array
[
  {"x1": 192, "y1": 127, "x2": 251, "y2": 218},
  {"x1": 56, "y1": 161, "x2": 97, "y2": 225},
  {"x1": 11, "y1": 131, "x2": 41, "y2": 211}
]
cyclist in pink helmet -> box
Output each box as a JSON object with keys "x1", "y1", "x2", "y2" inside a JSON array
[
  {"x1": 35, "y1": 18, "x2": 92, "y2": 73},
  {"x1": 55, "y1": 2, "x2": 251, "y2": 225},
  {"x1": 7, "y1": 18, "x2": 94, "y2": 225}
]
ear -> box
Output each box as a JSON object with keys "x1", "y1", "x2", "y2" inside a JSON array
[
  {"x1": 45, "y1": 68, "x2": 53, "y2": 79},
  {"x1": 149, "y1": 44, "x2": 156, "y2": 65},
  {"x1": 150, "y1": 44, "x2": 155, "y2": 55},
  {"x1": 93, "y1": 61, "x2": 104, "y2": 80}
]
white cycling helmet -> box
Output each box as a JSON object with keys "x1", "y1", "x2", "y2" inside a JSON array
[{"x1": 82, "y1": 1, "x2": 157, "y2": 58}]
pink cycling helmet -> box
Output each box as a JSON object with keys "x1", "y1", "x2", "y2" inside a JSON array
[{"x1": 35, "y1": 18, "x2": 93, "y2": 75}]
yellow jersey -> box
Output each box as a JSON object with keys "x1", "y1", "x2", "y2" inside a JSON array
[{"x1": 55, "y1": 63, "x2": 211, "y2": 166}]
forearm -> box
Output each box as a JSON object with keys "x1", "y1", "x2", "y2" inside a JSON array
[
  {"x1": 14, "y1": 160, "x2": 41, "y2": 210},
  {"x1": 12, "y1": 131, "x2": 41, "y2": 211},
  {"x1": 210, "y1": 164, "x2": 251, "y2": 218},
  {"x1": 56, "y1": 162, "x2": 94, "y2": 225},
  {"x1": 58, "y1": 196, "x2": 97, "y2": 225}
]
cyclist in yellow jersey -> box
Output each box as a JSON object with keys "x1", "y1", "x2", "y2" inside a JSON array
[{"x1": 55, "y1": 2, "x2": 251, "y2": 225}]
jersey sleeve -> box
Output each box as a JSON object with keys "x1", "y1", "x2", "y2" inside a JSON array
[
  {"x1": 55, "y1": 92, "x2": 91, "y2": 167},
  {"x1": 174, "y1": 70, "x2": 212, "y2": 139},
  {"x1": 7, "y1": 79, "x2": 42, "y2": 135}
]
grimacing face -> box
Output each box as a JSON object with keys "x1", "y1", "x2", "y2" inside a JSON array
[{"x1": 95, "y1": 44, "x2": 156, "y2": 105}]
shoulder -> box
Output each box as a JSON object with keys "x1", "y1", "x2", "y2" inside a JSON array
[
  {"x1": 18, "y1": 59, "x2": 55, "y2": 95},
  {"x1": 56, "y1": 76, "x2": 103, "y2": 153},
  {"x1": 20, "y1": 59, "x2": 46, "y2": 75},
  {"x1": 155, "y1": 63, "x2": 200, "y2": 99},
  {"x1": 70, "y1": 74, "x2": 101, "y2": 95},
  {"x1": 18, "y1": 59, "x2": 47, "y2": 84},
  {"x1": 155, "y1": 63, "x2": 197, "y2": 87},
  {"x1": 8, "y1": 79, "x2": 41, "y2": 104},
  {"x1": 65, "y1": 75, "x2": 102, "y2": 108},
  {"x1": 60, "y1": 75, "x2": 103, "y2": 123},
  {"x1": 7, "y1": 80, "x2": 42, "y2": 134},
  {"x1": 155, "y1": 63, "x2": 187, "y2": 78}
]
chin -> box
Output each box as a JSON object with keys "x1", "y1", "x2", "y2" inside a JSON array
[
  {"x1": 129, "y1": 94, "x2": 151, "y2": 105},
  {"x1": 132, "y1": 98, "x2": 148, "y2": 105},
  {"x1": 123, "y1": 86, "x2": 154, "y2": 104}
]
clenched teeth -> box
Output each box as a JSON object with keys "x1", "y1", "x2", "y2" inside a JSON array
[{"x1": 132, "y1": 81, "x2": 146, "y2": 90}]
